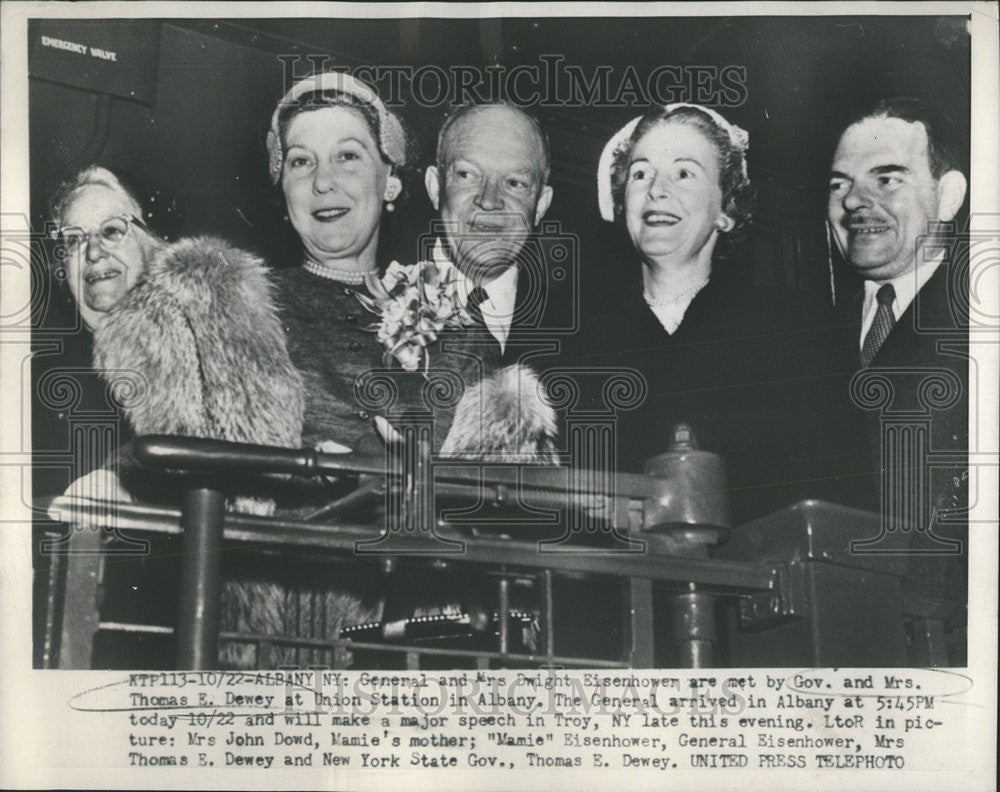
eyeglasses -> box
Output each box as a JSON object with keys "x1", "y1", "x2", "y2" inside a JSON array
[{"x1": 53, "y1": 214, "x2": 149, "y2": 254}]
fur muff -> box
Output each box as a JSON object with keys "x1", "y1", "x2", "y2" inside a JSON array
[
  {"x1": 92, "y1": 237, "x2": 377, "y2": 668},
  {"x1": 441, "y1": 364, "x2": 558, "y2": 463}
]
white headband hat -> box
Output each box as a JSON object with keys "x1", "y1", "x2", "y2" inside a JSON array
[
  {"x1": 266, "y1": 71, "x2": 407, "y2": 184},
  {"x1": 597, "y1": 103, "x2": 749, "y2": 222}
]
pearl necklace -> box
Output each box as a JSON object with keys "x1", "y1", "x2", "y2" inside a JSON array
[
  {"x1": 303, "y1": 258, "x2": 376, "y2": 285},
  {"x1": 643, "y1": 277, "x2": 710, "y2": 307}
]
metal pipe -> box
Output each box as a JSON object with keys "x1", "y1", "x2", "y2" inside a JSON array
[
  {"x1": 175, "y1": 487, "x2": 226, "y2": 669},
  {"x1": 41, "y1": 494, "x2": 778, "y2": 594},
  {"x1": 42, "y1": 534, "x2": 65, "y2": 668},
  {"x1": 132, "y1": 434, "x2": 660, "y2": 499},
  {"x1": 498, "y1": 577, "x2": 510, "y2": 655},
  {"x1": 541, "y1": 570, "x2": 555, "y2": 659},
  {"x1": 671, "y1": 589, "x2": 716, "y2": 668},
  {"x1": 626, "y1": 577, "x2": 655, "y2": 667}
]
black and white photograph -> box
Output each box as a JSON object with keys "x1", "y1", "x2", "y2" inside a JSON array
[{"x1": 1, "y1": 2, "x2": 997, "y2": 790}]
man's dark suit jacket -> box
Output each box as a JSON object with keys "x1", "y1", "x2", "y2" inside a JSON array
[
  {"x1": 844, "y1": 261, "x2": 969, "y2": 524},
  {"x1": 843, "y1": 260, "x2": 969, "y2": 624},
  {"x1": 440, "y1": 243, "x2": 575, "y2": 367}
]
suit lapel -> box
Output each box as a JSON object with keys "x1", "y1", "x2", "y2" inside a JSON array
[
  {"x1": 871, "y1": 263, "x2": 953, "y2": 367},
  {"x1": 489, "y1": 263, "x2": 539, "y2": 365},
  {"x1": 846, "y1": 263, "x2": 954, "y2": 368},
  {"x1": 843, "y1": 287, "x2": 866, "y2": 368}
]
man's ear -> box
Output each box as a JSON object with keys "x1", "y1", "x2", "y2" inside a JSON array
[
  {"x1": 534, "y1": 185, "x2": 554, "y2": 225},
  {"x1": 384, "y1": 174, "x2": 402, "y2": 203},
  {"x1": 424, "y1": 166, "x2": 441, "y2": 211},
  {"x1": 936, "y1": 170, "x2": 967, "y2": 221}
]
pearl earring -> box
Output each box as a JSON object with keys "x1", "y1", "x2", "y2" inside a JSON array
[{"x1": 385, "y1": 201, "x2": 395, "y2": 213}]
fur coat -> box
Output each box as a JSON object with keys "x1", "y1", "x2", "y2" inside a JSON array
[
  {"x1": 92, "y1": 236, "x2": 327, "y2": 668},
  {"x1": 94, "y1": 236, "x2": 303, "y2": 452}
]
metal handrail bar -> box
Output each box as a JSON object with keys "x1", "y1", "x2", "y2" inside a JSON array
[{"x1": 41, "y1": 495, "x2": 778, "y2": 595}]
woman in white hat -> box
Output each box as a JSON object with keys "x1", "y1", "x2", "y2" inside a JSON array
[
  {"x1": 267, "y1": 72, "x2": 412, "y2": 454},
  {"x1": 586, "y1": 104, "x2": 870, "y2": 525}
]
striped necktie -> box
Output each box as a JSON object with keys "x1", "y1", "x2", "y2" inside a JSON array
[
  {"x1": 465, "y1": 286, "x2": 489, "y2": 325},
  {"x1": 861, "y1": 283, "x2": 896, "y2": 368}
]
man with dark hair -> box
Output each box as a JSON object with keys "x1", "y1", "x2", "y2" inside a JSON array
[
  {"x1": 829, "y1": 97, "x2": 969, "y2": 654},
  {"x1": 845, "y1": 97, "x2": 964, "y2": 180},
  {"x1": 830, "y1": 98, "x2": 966, "y2": 288}
]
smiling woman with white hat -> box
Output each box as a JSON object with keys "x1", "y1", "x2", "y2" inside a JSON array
[
  {"x1": 267, "y1": 71, "x2": 415, "y2": 454},
  {"x1": 581, "y1": 103, "x2": 872, "y2": 525},
  {"x1": 598, "y1": 103, "x2": 753, "y2": 334}
]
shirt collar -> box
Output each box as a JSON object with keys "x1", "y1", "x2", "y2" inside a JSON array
[
  {"x1": 860, "y1": 251, "x2": 944, "y2": 347},
  {"x1": 432, "y1": 239, "x2": 518, "y2": 350}
]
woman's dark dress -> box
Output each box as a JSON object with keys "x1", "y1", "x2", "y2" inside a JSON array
[
  {"x1": 574, "y1": 267, "x2": 873, "y2": 527},
  {"x1": 269, "y1": 265, "x2": 494, "y2": 663},
  {"x1": 271, "y1": 265, "x2": 487, "y2": 455},
  {"x1": 271, "y1": 266, "x2": 387, "y2": 452}
]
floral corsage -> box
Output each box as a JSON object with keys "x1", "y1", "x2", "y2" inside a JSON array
[{"x1": 357, "y1": 261, "x2": 468, "y2": 372}]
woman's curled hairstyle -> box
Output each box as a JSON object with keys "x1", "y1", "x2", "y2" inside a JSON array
[
  {"x1": 266, "y1": 71, "x2": 418, "y2": 210},
  {"x1": 609, "y1": 105, "x2": 754, "y2": 256}
]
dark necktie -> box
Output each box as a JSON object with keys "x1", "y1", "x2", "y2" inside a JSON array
[
  {"x1": 861, "y1": 283, "x2": 896, "y2": 368},
  {"x1": 465, "y1": 286, "x2": 489, "y2": 325}
]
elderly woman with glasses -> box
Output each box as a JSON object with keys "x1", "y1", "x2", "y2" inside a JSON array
[
  {"x1": 48, "y1": 165, "x2": 308, "y2": 669},
  {"x1": 49, "y1": 167, "x2": 162, "y2": 330},
  {"x1": 48, "y1": 166, "x2": 303, "y2": 471}
]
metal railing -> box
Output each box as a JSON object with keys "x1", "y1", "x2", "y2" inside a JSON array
[{"x1": 37, "y1": 435, "x2": 965, "y2": 671}]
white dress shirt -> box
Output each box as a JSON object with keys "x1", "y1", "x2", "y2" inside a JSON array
[
  {"x1": 859, "y1": 253, "x2": 943, "y2": 349},
  {"x1": 432, "y1": 239, "x2": 518, "y2": 352}
]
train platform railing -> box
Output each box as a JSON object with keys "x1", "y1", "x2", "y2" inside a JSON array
[{"x1": 36, "y1": 434, "x2": 965, "y2": 671}]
